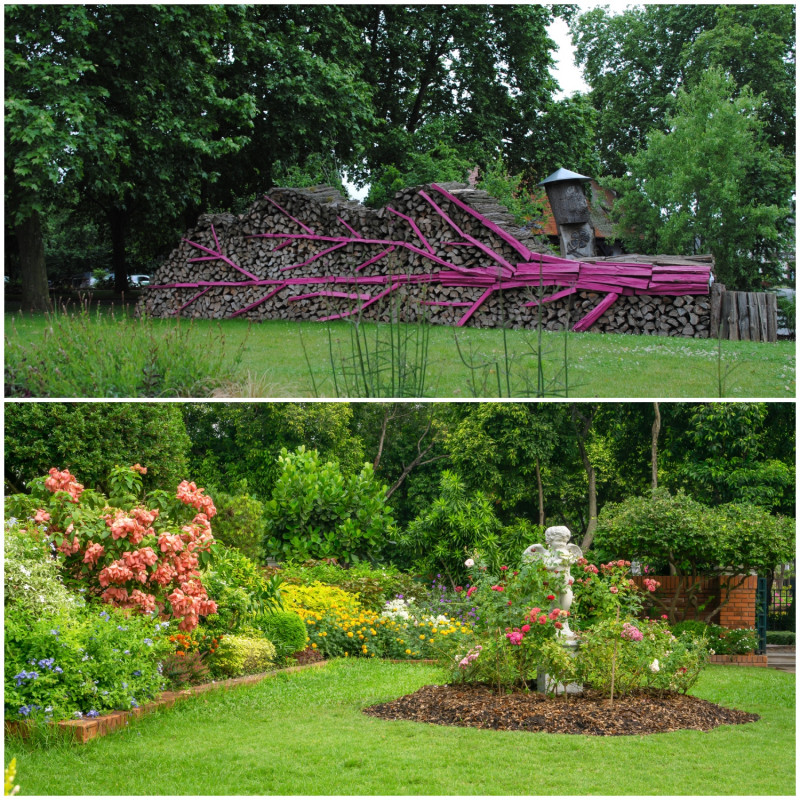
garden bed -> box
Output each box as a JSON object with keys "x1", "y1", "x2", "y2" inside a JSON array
[
  {"x1": 363, "y1": 683, "x2": 760, "y2": 736},
  {"x1": 5, "y1": 660, "x2": 328, "y2": 744}
]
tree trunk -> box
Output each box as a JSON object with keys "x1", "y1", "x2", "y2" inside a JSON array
[
  {"x1": 109, "y1": 207, "x2": 129, "y2": 295},
  {"x1": 651, "y1": 402, "x2": 661, "y2": 490},
  {"x1": 535, "y1": 457, "x2": 545, "y2": 527},
  {"x1": 571, "y1": 404, "x2": 600, "y2": 552},
  {"x1": 16, "y1": 210, "x2": 51, "y2": 311}
]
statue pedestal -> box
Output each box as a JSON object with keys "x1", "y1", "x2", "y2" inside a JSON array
[{"x1": 536, "y1": 672, "x2": 583, "y2": 695}]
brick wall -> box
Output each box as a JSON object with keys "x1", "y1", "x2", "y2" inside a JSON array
[{"x1": 632, "y1": 574, "x2": 756, "y2": 629}]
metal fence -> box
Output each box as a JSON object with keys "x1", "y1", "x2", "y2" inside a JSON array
[{"x1": 767, "y1": 565, "x2": 795, "y2": 631}]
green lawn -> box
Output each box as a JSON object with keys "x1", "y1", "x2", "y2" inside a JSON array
[
  {"x1": 5, "y1": 308, "x2": 795, "y2": 398},
  {"x1": 6, "y1": 660, "x2": 794, "y2": 795}
]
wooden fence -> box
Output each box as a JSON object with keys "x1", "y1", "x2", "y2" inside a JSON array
[{"x1": 710, "y1": 283, "x2": 778, "y2": 342}]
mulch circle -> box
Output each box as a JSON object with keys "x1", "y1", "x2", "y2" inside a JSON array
[{"x1": 363, "y1": 683, "x2": 760, "y2": 736}]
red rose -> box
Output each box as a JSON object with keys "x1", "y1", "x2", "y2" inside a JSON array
[{"x1": 546, "y1": 594, "x2": 555, "y2": 601}]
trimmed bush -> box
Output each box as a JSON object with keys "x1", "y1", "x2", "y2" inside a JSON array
[
  {"x1": 208, "y1": 635, "x2": 276, "y2": 678},
  {"x1": 766, "y1": 630, "x2": 795, "y2": 645},
  {"x1": 671, "y1": 620, "x2": 758, "y2": 655},
  {"x1": 257, "y1": 611, "x2": 308, "y2": 659}
]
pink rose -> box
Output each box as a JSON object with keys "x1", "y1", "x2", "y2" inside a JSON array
[{"x1": 610, "y1": 586, "x2": 619, "y2": 594}]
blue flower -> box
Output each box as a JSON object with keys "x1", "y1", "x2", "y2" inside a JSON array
[
  {"x1": 99, "y1": 611, "x2": 110, "y2": 620},
  {"x1": 117, "y1": 625, "x2": 128, "y2": 631},
  {"x1": 123, "y1": 649, "x2": 130, "y2": 655},
  {"x1": 14, "y1": 671, "x2": 29, "y2": 687},
  {"x1": 53, "y1": 666, "x2": 63, "y2": 674},
  {"x1": 18, "y1": 705, "x2": 31, "y2": 717},
  {"x1": 37, "y1": 657, "x2": 55, "y2": 670},
  {"x1": 130, "y1": 698, "x2": 138, "y2": 708},
  {"x1": 122, "y1": 682, "x2": 128, "y2": 689},
  {"x1": 143, "y1": 638, "x2": 153, "y2": 646},
  {"x1": 86, "y1": 710, "x2": 99, "y2": 718},
  {"x1": 50, "y1": 629, "x2": 59, "y2": 636},
  {"x1": 132, "y1": 670, "x2": 142, "y2": 677}
]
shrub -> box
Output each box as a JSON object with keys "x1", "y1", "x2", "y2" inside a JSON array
[
  {"x1": 576, "y1": 618, "x2": 709, "y2": 696},
  {"x1": 201, "y1": 544, "x2": 282, "y2": 636},
  {"x1": 5, "y1": 464, "x2": 218, "y2": 631},
  {"x1": 160, "y1": 652, "x2": 210, "y2": 689},
  {"x1": 4, "y1": 522, "x2": 81, "y2": 617},
  {"x1": 4, "y1": 603, "x2": 172, "y2": 722},
  {"x1": 671, "y1": 621, "x2": 758, "y2": 655},
  {"x1": 281, "y1": 582, "x2": 362, "y2": 615},
  {"x1": 208, "y1": 635, "x2": 276, "y2": 678},
  {"x1": 766, "y1": 630, "x2": 795, "y2": 645},
  {"x1": 208, "y1": 488, "x2": 266, "y2": 563},
  {"x1": 275, "y1": 559, "x2": 419, "y2": 611},
  {"x1": 257, "y1": 611, "x2": 308, "y2": 659},
  {"x1": 570, "y1": 558, "x2": 649, "y2": 628},
  {"x1": 263, "y1": 446, "x2": 396, "y2": 565}
]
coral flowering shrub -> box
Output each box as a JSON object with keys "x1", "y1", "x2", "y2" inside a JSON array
[{"x1": 7, "y1": 465, "x2": 218, "y2": 632}]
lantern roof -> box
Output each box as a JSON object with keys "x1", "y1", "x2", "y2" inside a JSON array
[{"x1": 537, "y1": 167, "x2": 592, "y2": 187}]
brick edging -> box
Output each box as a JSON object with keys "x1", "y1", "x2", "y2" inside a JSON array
[
  {"x1": 5, "y1": 660, "x2": 329, "y2": 744},
  {"x1": 709, "y1": 654, "x2": 768, "y2": 667}
]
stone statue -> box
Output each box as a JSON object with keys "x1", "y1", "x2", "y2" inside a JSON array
[{"x1": 523, "y1": 525, "x2": 582, "y2": 647}]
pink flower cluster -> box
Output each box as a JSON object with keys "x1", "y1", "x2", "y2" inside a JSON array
[
  {"x1": 505, "y1": 630, "x2": 524, "y2": 645},
  {"x1": 458, "y1": 645, "x2": 482, "y2": 669},
  {"x1": 177, "y1": 481, "x2": 217, "y2": 518},
  {"x1": 621, "y1": 623, "x2": 643, "y2": 642},
  {"x1": 643, "y1": 578, "x2": 661, "y2": 593},
  {"x1": 45, "y1": 468, "x2": 84, "y2": 503},
  {"x1": 38, "y1": 466, "x2": 218, "y2": 631}
]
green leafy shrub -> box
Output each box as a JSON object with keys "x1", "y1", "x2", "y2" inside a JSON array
[
  {"x1": 209, "y1": 486, "x2": 266, "y2": 563},
  {"x1": 257, "y1": 611, "x2": 308, "y2": 660},
  {"x1": 201, "y1": 544, "x2": 283, "y2": 636},
  {"x1": 208, "y1": 635, "x2": 276, "y2": 679},
  {"x1": 4, "y1": 603, "x2": 172, "y2": 721},
  {"x1": 671, "y1": 620, "x2": 757, "y2": 655},
  {"x1": 766, "y1": 630, "x2": 795, "y2": 645},
  {"x1": 275, "y1": 560, "x2": 419, "y2": 611},
  {"x1": 263, "y1": 446, "x2": 396, "y2": 564},
  {"x1": 4, "y1": 522, "x2": 82, "y2": 617}
]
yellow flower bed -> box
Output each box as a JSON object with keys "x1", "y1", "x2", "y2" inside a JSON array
[{"x1": 282, "y1": 581, "x2": 472, "y2": 660}]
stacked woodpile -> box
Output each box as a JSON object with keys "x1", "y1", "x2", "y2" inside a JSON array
[{"x1": 140, "y1": 184, "x2": 716, "y2": 338}]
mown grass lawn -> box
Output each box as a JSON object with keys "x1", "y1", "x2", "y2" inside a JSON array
[
  {"x1": 5, "y1": 309, "x2": 795, "y2": 398},
  {"x1": 6, "y1": 660, "x2": 794, "y2": 795}
]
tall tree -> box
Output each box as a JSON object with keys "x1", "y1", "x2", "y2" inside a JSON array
[
  {"x1": 4, "y1": 403, "x2": 190, "y2": 494},
  {"x1": 5, "y1": 6, "x2": 106, "y2": 309},
  {"x1": 608, "y1": 68, "x2": 791, "y2": 289}
]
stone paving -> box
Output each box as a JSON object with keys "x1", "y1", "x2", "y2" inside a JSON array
[{"x1": 766, "y1": 645, "x2": 796, "y2": 674}]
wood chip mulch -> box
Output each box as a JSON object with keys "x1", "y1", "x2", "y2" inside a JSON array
[{"x1": 363, "y1": 683, "x2": 760, "y2": 736}]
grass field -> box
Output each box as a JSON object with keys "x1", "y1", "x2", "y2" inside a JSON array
[
  {"x1": 5, "y1": 660, "x2": 795, "y2": 795},
  {"x1": 4, "y1": 304, "x2": 795, "y2": 398}
]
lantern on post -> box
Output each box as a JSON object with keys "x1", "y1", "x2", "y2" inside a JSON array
[{"x1": 538, "y1": 167, "x2": 595, "y2": 260}]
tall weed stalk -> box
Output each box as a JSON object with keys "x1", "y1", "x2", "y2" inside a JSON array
[{"x1": 5, "y1": 300, "x2": 245, "y2": 398}]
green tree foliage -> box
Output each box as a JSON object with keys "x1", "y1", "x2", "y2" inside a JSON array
[
  {"x1": 263, "y1": 447, "x2": 396, "y2": 565},
  {"x1": 401, "y1": 470, "x2": 542, "y2": 584},
  {"x1": 3, "y1": 402, "x2": 190, "y2": 494},
  {"x1": 182, "y1": 403, "x2": 365, "y2": 503},
  {"x1": 5, "y1": 5, "x2": 109, "y2": 309},
  {"x1": 572, "y1": 4, "x2": 795, "y2": 176},
  {"x1": 5, "y1": 5, "x2": 258, "y2": 302},
  {"x1": 608, "y1": 69, "x2": 791, "y2": 289},
  {"x1": 662, "y1": 403, "x2": 794, "y2": 515},
  {"x1": 595, "y1": 488, "x2": 796, "y2": 622}
]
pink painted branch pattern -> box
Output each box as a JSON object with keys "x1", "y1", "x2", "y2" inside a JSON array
[{"x1": 159, "y1": 187, "x2": 712, "y2": 329}]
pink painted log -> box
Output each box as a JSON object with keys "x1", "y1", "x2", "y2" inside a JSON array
[
  {"x1": 337, "y1": 217, "x2": 363, "y2": 238},
  {"x1": 458, "y1": 287, "x2": 496, "y2": 327},
  {"x1": 172, "y1": 287, "x2": 211, "y2": 315},
  {"x1": 230, "y1": 284, "x2": 288, "y2": 318},
  {"x1": 524, "y1": 287, "x2": 578, "y2": 307},
  {"x1": 183, "y1": 234, "x2": 261, "y2": 282},
  {"x1": 288, "y1": 291, "x2": 371, "y2": 302},
  {"x1": 355, "y1": 246, "x2": 396, "y2": 272},
  {"x1": 317, "y1": 281, "x2": 402, "y2": 323},
  {"x1": 573, "y1": 292, "x2": 620, "y2": 332},
  {"x1": 417, "y1": 190, "x2": 514, "y2": 275},
  {"x1": 264, "y1": 195, "x2": 316, "y2": 235},
  {"x1": 281, "y1": 242, "x2": 350, "y2": 272},
  {"x1": 430, "y1": 183, "x2": 536, "y2": 262},
  {"x1": 386, "y1": 206, "x2": 435, "y2": 253}
]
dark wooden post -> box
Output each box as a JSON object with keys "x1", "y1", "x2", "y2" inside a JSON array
[{"x1": 538, "y1": 168, "x2": 595, "y2": 260}]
